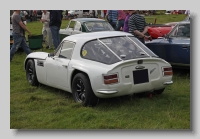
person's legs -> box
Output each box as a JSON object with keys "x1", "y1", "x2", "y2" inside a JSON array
[
  {"x1": 56, "y1": 28, "x2": 60, "y2": 47},
  {"x1": 10, "y1": 33, "x2": 22, "y2": 62},
  {"x1": 116, "y1": 20, "x2": 124, "y2": 31},
  {"x1": 50, "y1": 26, "x2": 60, "y2": 49},
  {"x1": 109, "y1": 21, "x2": 116, "y2": 30},
  {"x1": 42, "y1": 28, "x2": 48, "y2": 47},
  {"x1": 46, "y1": 28, "x2": 53, "y2": 49},
  {"x1": 20, "y1": 36, "x2": 31, "y2": 55}
]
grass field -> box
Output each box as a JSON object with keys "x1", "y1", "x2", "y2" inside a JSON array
[{"x1": 10, "y1": 14, "x2": 190, "y2": 129}]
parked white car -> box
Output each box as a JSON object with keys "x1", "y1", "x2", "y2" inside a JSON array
[
  {"x1": 24, "y1": 31, "x2": 173, "y2": 106},
  {"x1": 59, "y1": 18, "x2": 114, "y2": 36},
  {"x1": 68, "y1": 10, "x2": 98, "y2": 18}
]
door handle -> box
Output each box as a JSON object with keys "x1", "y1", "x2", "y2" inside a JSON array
[
  {"x1": 62, "y1": 65, "x2": 68, "y2": 68},
  {"x1": 182, "y1": 45, "x2": 190, "y2": 49}
]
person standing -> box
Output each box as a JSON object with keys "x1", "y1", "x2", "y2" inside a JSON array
[
  {"x1": 65, "y1": 10, "x2": 68, "y2": 19},
  {"x1": 92, "y1": 10, "x2": 96, "y2": 18},
  {"x1": 100, "y1": 10, "x2": 104, "y2": 19},
  {"x1": 40, "y1": 10, "x2": 53, "y2": 49},
  {"x1": 128, "y1": 10, "x2": 149, "y2": 44},
  {"x1": 106, "y1": 10, "x2": 118, "y2": 30},
  {"x1": 103, "y1": 10, "x2": 107, "y2": 18},
  {"x1": 10, "y1": 10, "x2": 32, "y2": 62},
  {"x1": 116, "y1": 10, "x2": 126, "y2": 31},
  {"x1": 122, "y1": 10, "x2": 130, "y2": 32},
  {"x1": 49, "y1": 10, "x2": 63, "y2": 49}
]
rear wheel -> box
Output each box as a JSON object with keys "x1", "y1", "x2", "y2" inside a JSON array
[
  {"x1": 26, "y1": 59, "x2": 39, "y2": 86},
  {"x1": 155, "y1": 88, "x2": 165, "y2": 94},
  {"x1": 72, "y1": 73, "x2": 99, "y2": 106}
]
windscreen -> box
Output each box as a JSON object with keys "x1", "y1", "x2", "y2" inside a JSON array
[{"x1": 84, "y1": 22, "x2": 114, "y2": 32}]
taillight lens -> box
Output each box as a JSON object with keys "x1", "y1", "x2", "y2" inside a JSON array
[
  {"x1": 103, "y1": 73, "x2": 119, "y2": 84},
  {"x1": 162, "y1": 67, "x2": 173, "y2": 76}
]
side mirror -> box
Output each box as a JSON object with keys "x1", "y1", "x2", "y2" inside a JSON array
[{"x1": 165, "y1": 34, "x2": 170, "y2": 39}]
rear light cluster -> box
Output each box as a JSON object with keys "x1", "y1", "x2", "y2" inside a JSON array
[
  {"x1": 162, "y1": 67, "x2": 173, "y2": 76},
  {"x1": 103, "y1": 73, "x2": 119, "y2": 84}
]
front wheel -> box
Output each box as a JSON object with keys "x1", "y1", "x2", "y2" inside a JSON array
[
  {"x1": 26, "y1": 59, "x2": 39, "y2": 86},
  {"x1": 72, "y1": 73, "x2": 99, "y2": 106}
]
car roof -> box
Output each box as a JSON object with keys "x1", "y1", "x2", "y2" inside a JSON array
[
  {"x1": 63, "y1": 31, "x2": 133, "y2": 42},
  {"x1": 178, "y1": 21, "x2": 190, "y2": 24},
  {"x1": 71, "y1": 18, "x2": 106, "y2": 23}
]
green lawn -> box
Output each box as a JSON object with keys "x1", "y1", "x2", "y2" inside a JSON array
[{"x1": 10, "y1": 14, "x2": 190, "y2": 129}]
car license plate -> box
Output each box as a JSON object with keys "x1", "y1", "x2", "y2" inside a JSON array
[
  {"x1": 10, "y1": 40, "x2": 14, "y2": 44},
  {"x1": 133, "y1": 69, "x2": 149, "y2": 84}
]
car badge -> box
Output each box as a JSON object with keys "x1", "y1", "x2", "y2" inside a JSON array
[{"x1": 135, "y1": 66, "x2": 145, "y2": 69}]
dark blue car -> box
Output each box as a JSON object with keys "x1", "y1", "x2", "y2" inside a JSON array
[{"x1": 145, "y1": 21, "x2": 190, "y2": 68}]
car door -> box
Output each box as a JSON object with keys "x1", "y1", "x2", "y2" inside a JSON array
[
  {"x1": 45, "y1": 41, "x2": 75, "y2": 90},
  {"x1": 71, "y1": 21, "x2": 82, "y2": 35},
  {"x1": 155, "y1": 23, "x2": 190, "y2": 65}
]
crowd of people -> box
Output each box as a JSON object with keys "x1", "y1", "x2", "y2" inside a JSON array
[
  {"x1": 10, "y1": 10, "x2": 190, "y2": 62},
  {"x1": 104, "y1": 10, "x2": 151, "y2": 44},
  {"x1": 10, "y1": 10, "x2": 63, "y2": 62}
]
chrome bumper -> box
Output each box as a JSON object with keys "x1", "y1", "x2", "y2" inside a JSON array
[
  {"x1": 97, "y1": 90, "x2": 118, "y2": 94},
  {"x1": 163, "y1": 81, "x2": 173, "y2": 85}
]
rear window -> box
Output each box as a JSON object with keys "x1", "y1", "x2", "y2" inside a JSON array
[
  {"x1": 100, "y1": 37, "x2": 158, "y2": 60},
  {"x1": 81, "y1": 40, "x2": 121, "y2": 64}
]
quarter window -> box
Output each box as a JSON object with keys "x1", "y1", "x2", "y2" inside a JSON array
[{"x1": 55, "y1": 41, "x2": 75, "y2": 59}]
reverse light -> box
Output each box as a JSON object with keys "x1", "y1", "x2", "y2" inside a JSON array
[
  {"x1": 162, "y1": 67, "x2": 173, "y2": 76},
  {"x1": 103, "y1": 73, "x2": 119, "y2": 84}
]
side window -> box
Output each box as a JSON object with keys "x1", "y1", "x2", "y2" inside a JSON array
[
  {"x1": 177, "y1": 24, "x2": 190, "y2": 37},
  {"x1": 81, "y1": 40, "x2": 120, "y2": 64},
  {"x1": 170, "y1": 24, "x2": 190, "y2": 38},
  {"x1": 69, "y1": 21, "x2": 76, "y2": 29},
  {"x1": 74, "y1": 22, "x2": 82, "y2": 31},
  {"x1": 59, "y1": 41, "x2": 75, "y2": 59}
]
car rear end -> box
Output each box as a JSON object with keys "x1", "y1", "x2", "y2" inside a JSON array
[
  {"x1": 88, "y1": 36, "x2": 173, "y2": 98},
  {"x1": 93, "y1": 58, "x2": 173, "y2": 98}
]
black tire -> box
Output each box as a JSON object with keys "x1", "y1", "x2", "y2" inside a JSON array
[
  {"x1": 155, "y1": 88, "x2": 165, "y2": 94},
  {"x1": 26, "y1": 59, "x2": 39, "y2": 86},
  {"x1": 72, "y1": 73, "x2": 99, "y2": 106}
]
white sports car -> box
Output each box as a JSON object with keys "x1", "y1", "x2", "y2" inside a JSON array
[{"x1": 24, "y1": 31, "x2": 173, "y2": 106}]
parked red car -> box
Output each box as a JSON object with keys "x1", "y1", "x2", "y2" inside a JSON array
[
  {"x1": 147, "y1": 25, "x2": 173, "y2": 39},
  {"x1": 147, "y1": 16, "x2": 190, "y2": 39}
]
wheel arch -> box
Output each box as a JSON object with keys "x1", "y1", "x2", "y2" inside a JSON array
[
  {"x1": 24, "y1": 58, "x2": 33, "y2": 70},
  {"x1": 70, "y1": 69, "x2": 91, "y2": 90}
]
